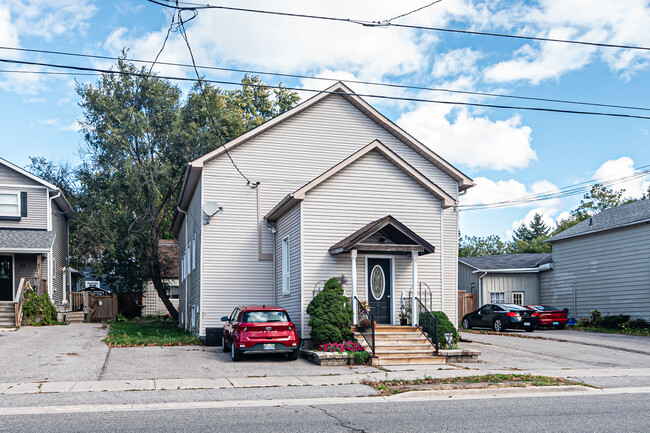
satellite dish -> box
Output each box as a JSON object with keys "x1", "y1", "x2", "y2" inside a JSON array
[
  {"x1": 202, "y1": 202, "x2": 223, "y2": 225},
  {"x1": 203, "y1": 202, "x2": 223, "y2": 216}
]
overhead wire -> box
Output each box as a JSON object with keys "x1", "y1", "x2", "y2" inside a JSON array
[
  {"x1": 1, "y1": 45, "x2": 649, "y2": 113},
  {"x1": 384, "y1": 1, "x2": 443, "y2": 24},
  {"x1": 144, "y1": 0, "x2": 650, "y2": 52},
  {"x1": 1, "y1": 57, "x2": 650, "y2": 121}
]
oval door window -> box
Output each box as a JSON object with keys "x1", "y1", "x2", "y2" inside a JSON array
[{"x1": 370, "y1": 265, "x2": 385, "y2": 300}]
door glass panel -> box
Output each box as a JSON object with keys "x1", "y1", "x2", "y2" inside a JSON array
[
  {"x1": 0, "y1": 259, "x2": 10, "y2": 279},
  {"x1": 370, "y1": 265, "x2": 385, "y2": 300}
]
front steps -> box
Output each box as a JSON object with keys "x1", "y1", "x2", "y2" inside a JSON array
[
  {"x1": 353, "y1": 324, "x2": 445, "y2": 366},
  {"x1": 0, "y1": 301, "x2": 16, "y2": 328}
]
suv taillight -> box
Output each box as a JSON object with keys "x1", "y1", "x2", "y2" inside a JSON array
[{"x1": 507, "y1": 312, "x2": 520, "y2": 317}]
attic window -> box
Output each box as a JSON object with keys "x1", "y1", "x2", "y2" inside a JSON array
[{"x1": 0, "y1": 192, "x2": 20, "y2": 217}]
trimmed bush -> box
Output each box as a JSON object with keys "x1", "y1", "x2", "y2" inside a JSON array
[
  {"x1": 351, "y1": 350, "x2": 371, "y2": 365},
  {"x1": 600, "y1": 314, "x2": 630, "y2": 329},
  {"x1": 419, "y1": 311, "x2": 458, "y2": 349},
  {"x1": 307, "y1": 277, "x2": 353, "y2": 346}
]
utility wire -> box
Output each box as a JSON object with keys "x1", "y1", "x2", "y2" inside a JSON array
[
  {"x1": 459, "y1": 166, "x2": 650, "y2": 211},
  {"x1": 1, "y1": 45, "x2": 648, "y2": 113},
  {"x1": 385, "y1": 1, "x2": 443, "y2": 24},
  {"x1": 1, "y1": 57, "x2": 650, "y2": 121},
  {"x1": 144, "y1": 0, "x2": 650, "y2": 52},
  {"x1": 177, "y1": 10, "x2": 257, "y2": 189}
]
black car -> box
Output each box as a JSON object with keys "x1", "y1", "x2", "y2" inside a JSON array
[{"x1": 461, "y1": 304, "x2": 539, "y2": 332}]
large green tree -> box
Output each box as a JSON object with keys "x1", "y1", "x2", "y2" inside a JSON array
[
  {"x1": 31, "y1": 57, "x2": 299, "y2": 318},
  {"x1": 459, "y1": 234, "x2": 509, "y2": 257}
]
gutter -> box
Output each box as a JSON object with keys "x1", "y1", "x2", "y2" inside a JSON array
[
  {"x1": 266, "y1": 220, "x2": 277, "y2": 306},
  {"x1": 477, "y1": 271, "x2": 487, "y2": 307},
  {"x1": 471, "y1": 267, "x2": 545, "y2": 274}
]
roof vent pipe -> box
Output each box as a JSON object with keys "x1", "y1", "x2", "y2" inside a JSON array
[{"x1": 589, "y1": 217, "x2": 593, "y2": 226}]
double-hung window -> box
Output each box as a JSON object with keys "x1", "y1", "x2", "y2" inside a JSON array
[
  {"x1": 490, "y1": 292, "x2": 505, "y2": 304},
  {"x1": 281, "y1": 237, "x2": 290, "y2": 295},
  {"x1": 0, "y1": 192, "x2": 19, "y2": 217}
]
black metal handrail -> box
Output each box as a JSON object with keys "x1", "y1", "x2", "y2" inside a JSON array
[
  {"x1": 415, "y1": 296, "x2": 439, "y2": 354},
  {"x1": 353, "y1": 296, "x2": 375, "y2": 356},
  {"x1": 407, "y1": 282, "x2": 434, "y2": 311}
]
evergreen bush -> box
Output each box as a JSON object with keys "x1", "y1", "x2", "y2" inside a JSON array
[
  {"x1": 419, "y1": 310, "x2": 458, "y2": 349},
  {"x1": 307, "y1": 277, "x2": 353, "y2": 346},
  {"x1": 22, "y1": 291, "x2": 57, "y2": 326}
]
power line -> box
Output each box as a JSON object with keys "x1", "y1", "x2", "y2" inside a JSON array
[
  {"x1": 1, "y1": 45, "x2": 649, "y2": 113},
  {"x1": 385, "y1": 1, "x2": 443, "y2": 24},
  {"x1": 1, "y1": 57, "x2": 650, "y2": 121},
  {"x1": 144, "y1": 0, "x2": 650, "y2": 52},
  {"x1": 176, "y1": 10, "x2": 257, "y2": 189},
  {"x1": 459, "y1": 166, "x2": 650, "y2": 211}
]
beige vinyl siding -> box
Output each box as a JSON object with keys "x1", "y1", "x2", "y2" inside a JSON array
[
  {"x1": 179, "y1": 177, "x2": 202, "y2": 332},
  {"x1": 541, "y1": 224, "x2": 650, "y2": 320},
  {"x1": 442, "y1": 206, "x2": 459, "y2": 324},
  {"x1": 482, "y1": 273, "x2": 539, "y2": 306},
  {"x1": 198, "y1": 94, "x2": 460, "y2": 337},
  {"x1": 0, "y1": 186, "x2": 48, "y2": 230},
  {"x1": 302, "y1": 150, "x2": 448, "y2": 337},
  {"x1": 274, "y1": 203, "x2": 302, "y2": 333}
]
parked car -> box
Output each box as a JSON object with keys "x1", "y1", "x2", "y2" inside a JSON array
[
  {"x1": 525, "y1": 305, "x2": 568, "y2": 329},
  {"x1": 461, "y1": 304, "x2": 540, "y2": 332},
  {"x1": 221, "y1": 305, "x2": 300, "y2": 362}
]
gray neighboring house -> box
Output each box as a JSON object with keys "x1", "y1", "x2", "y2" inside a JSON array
[
  {"x1": 542, "y1": 199, "x2": 650, "y2": 320},
  {"x1": 458, "y1": 253, "x2": 552, "y2": 307},
  {"x1": 172, "y1": 82, "x2": 474, "y2": 339},
  {"x1": 0, "y1": 157, "x2": 74, "y2": 326}
]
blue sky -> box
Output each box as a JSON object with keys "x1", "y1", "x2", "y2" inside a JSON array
[{"x1": 1, "y1": 0, "x2": 649, "y2": 239}]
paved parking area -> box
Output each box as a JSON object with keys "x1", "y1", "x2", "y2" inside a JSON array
[{"x1": 0, "y1": 324, "x2": 109, "y2": 383}]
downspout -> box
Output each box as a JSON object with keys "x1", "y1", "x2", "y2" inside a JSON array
[
  {"x1": 477, "y1": 271, "x2": 487, "y2": 307},
  {"x1": 266, "y1": 221, "x2": 277, "y2": 305},
  {"x1": 177, "y1": 206, "x2": 189, "y2": 330}
]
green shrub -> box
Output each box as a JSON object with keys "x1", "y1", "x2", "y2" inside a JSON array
[
  {"x1": 419, "y1": 311, "x2": 458, "y2": 349},
  {"x1": 351, "y1": 350, "x2": 371, "y2": 365},
  {"x1": 589, "y1": 310, "x2": 602, "y2": 326},
  {"x1": 623, "y1": 318, "x2": 649, "y2": 329},
  {"x1": 600, "y1": 314, "x2": 630, "y2": 329},
  {"x1": 22, "y1": 291, "x2": 57, "y2": 326},
  {"x1": 307, "y1": 277, "x2": 353, "y2": 346}
]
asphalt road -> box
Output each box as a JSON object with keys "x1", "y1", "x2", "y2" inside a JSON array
[{"x1": 1, "y1": 392, "x2": 647, "y2": 432}]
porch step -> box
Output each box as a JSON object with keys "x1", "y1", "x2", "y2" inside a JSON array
[
  {"x1": 354, "y1": 325, "x2": 444, "y2": 367},
  {"x1": 0, "y1": 302, "x2": 15, "y2": 327},
  {"x1": 66, "y1": 311, "x2": 85, "y2": 324}
]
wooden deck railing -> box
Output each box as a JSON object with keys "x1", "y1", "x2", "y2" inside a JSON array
[{"x1": 14, "y1": 278, "x2": 27, "y2": 327}]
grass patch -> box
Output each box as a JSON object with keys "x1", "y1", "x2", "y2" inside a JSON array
[
  {"x1": 362, "y1": 374, "x2": 587, "y2": 396},
  {"x1": 567, "y1": 325, "x2": 649, "y2": 337},
  {"x1": 104, "y1": 318, "x2": 202, "y2": 347}
]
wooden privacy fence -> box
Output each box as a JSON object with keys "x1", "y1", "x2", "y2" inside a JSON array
[
  {"x1": 458, "y1": 290, "x2": 477, "y2": 321},
  {"x1": 66, "y1": 292, "x2": 118, "y2": 321}
]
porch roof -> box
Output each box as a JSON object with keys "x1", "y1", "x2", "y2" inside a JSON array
[
  {"x1": 0, "y1": 229, "x2": 55, "y2": 252},
  {"x1": 329, "y1": 215, "x2": 435, "y2": 256}
]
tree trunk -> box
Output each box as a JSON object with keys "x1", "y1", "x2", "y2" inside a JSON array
[{"x1": 150, "y1": 237, "x2": 179, "y2": 320}]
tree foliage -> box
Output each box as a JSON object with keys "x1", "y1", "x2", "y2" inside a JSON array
[
  {"x1": 459, "y1": 234, "x2": 509, "y2": 257},
  {"x1": 28, "y1": 56, "x2": 299, "y2": 318},
  {"x1": 306, "y1": 277, "x2": 353, "y2": 346}
]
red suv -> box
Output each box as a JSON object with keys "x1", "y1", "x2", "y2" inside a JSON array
[{"x1": 221, "y1": 305, "x2": 300, "y2": 362}]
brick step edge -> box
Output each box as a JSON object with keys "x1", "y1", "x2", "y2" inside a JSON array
[{"x1": 299, "y1": 349, "x2": 375, "y2": 367}]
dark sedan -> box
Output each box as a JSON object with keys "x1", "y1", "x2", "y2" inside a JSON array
[{"x1": 461, "y1": 304, "x2": 540, "y2": 332}]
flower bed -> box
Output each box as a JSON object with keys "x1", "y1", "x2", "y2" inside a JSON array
[
  {"x1": 303, "y1": 340, "x2": 371, "y2": 366},
  {"x1": 318, "y1": 341, "x2": 365, "y2": 352}
]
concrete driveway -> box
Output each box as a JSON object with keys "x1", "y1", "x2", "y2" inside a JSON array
[
  {"x1": 0, "y1": 324, "x2": 109, "y2": 383},
  {"x1": 458, "y1": 329, "x2": 650, "y2": 387}
]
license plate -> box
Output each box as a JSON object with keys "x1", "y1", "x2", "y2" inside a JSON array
[
  {"x1": 263, "y1": 344, "x2": 275, "y2": 350},
  {"x1": 553, "y1": 321, "x2": 559, "y2": 325},
  {"x1": 524, "y1": 322, "x2": 531, "y2": 326}
]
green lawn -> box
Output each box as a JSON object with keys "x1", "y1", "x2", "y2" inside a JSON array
[{"x1": 104, "y1": 318, "x2": 202, "y2": 347}]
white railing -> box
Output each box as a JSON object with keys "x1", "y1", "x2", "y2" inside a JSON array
[{"x1": 13, "y1": 278, "x2": 27, "y2": 327}]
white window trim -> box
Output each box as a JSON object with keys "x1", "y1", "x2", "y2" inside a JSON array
[
  {"x1": 490, "y1": 292, "x2": 505, "y2": 304},
  {"x1": 513, "y1": 292, "x2": 524, "y2": 306},
  {"x1": 282, "y1": 236, "x2": 290, "y2": 295},
  {"x1": 191, "y1": 235, "x2": 196, "y2": 271},
  {"x1": 0, "y1": 191, "x2": 20, "y2": 217}
]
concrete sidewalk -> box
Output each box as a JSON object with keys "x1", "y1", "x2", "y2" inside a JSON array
[{"x1": 3, "y1": 366, "x2": 650, "y2": 396}]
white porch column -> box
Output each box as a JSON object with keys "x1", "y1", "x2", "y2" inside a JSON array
[
  {"x1": 411, "y1": 250, "x2": 418, "y2": 326},
  {"x1": 351, "y1": 249, "x2": 358, "y2": 324}
]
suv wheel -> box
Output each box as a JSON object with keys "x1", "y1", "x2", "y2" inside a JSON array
[
  {"x1": 222, "y1": 334, "x2": 230, "y2": 352},
  {"x1": 287, "y1": 349, "x2": 299, "y2": 361},
  {"x1": 231, "y1": 341, "x2": 242, "y2": 362},
  {"x1": 493, "y1": 318, "x2": 504, "y2": 332}
]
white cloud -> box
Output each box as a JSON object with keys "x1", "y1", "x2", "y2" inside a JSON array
[
  {"x1": 397, "y1": 105, "x2": 536, "y2": 172},
  {"x1": 432, "y1": 48, "x2": 482, "y2": 78},
  {"x1": 461, "y1": 177, "x2": 561, "y2": 209},
  {"x1": 592, "y1": 156, "x2": 650, "y2": 199}
]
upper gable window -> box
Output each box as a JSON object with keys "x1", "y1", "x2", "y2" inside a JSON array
[{"x1": 0, "y1": 192, "x2": 20, "y2": 217}]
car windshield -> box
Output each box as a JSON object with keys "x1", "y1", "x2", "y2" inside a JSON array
[
  {"x1": 241, "y1": 310, "x2": 289, "y2": 323},
  {"x1": 498, "y1": 304, "x2": 530, "y2": 311}
]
